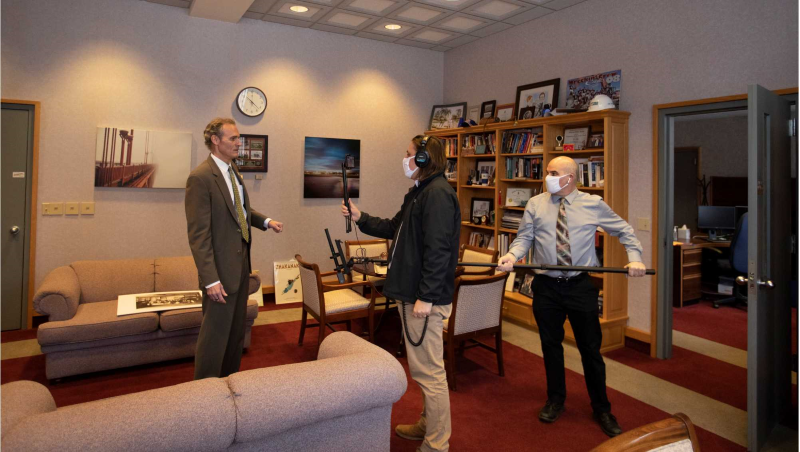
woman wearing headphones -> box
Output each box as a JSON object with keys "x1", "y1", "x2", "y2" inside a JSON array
[{"x1": 341, "y1": 135, "x2": 460, "y2": 452}]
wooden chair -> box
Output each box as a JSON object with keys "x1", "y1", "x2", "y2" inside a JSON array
[
  {"x1": 590, "y1": 413, "x2": 700, "y2": 452},
  {"x1": 344, "y1": 239, "x2": 389, "y2": 290},
  {"x1": 295, "y1": 255, "x2": 376, "y2": 350},
  {"x1": 456, "y1": 245, "x2": 498, "y2": 278},
  {"x1": 443, "y1": 272, "x2": 509, "y2": 390}
]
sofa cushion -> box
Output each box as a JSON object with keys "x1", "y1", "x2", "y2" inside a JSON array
[
  {"x1": 154, "y1": 256, "x2": 199, "y2": 292},
  {"x1": 38, "y1": 300, "x2": 159, "y2": 346},
  {"x1": 71, "y1": 259, "x2": 155, "y2": 304},
  {"x1": 159, "y1": 298, "x2": 259, "y2": 332},
  {"x1": 1, "y1": 381, "x2": 56, "y2": 439},
  {"x1": 1, "y1": 378, "x2": 236, "y2": 452}
]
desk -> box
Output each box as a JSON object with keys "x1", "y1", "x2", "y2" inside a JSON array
[{"x1": 673, "y1": 240, "x2": 730, "y2": 307}]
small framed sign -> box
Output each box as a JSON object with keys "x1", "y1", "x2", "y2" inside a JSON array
[
  {"x1": 563, "y1": 127, "x2": 589, "y2": 150},
  {"x1": 235, "y1": 134, "x2": 268, "y2": 172}
]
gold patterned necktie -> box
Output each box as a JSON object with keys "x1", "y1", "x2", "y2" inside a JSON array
[
  {"x1": 228, "y1": 166, "x2": 249, "y2": 243},
  {"x1": 556, "y1": 198, "x2": 571, "y2": 273}
]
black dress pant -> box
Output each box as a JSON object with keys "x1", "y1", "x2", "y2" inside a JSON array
[
  {"x1": 531, "y1": 273, "x2": 610, "y2": 414},
  {"x1": 194, "y1": 240, "x2": 251, "y2": 380}
]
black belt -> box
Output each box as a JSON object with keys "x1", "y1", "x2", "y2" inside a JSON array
[{"x1": 539, "y1": 272, "x2": 588, "y2": 284}]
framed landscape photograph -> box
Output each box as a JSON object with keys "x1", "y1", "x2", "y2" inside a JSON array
[
  {"x1": 514, "y1": 78, "x2": 560, "y2": 120},
  {"x1": 495, "y1": 103, "x2": 515, "y2": 122},
  {"x1": 235, "y1": 134, "x2": 268, "y2": 172},
  {"x1": 429, "y1": 102, "x2": 467, "y2": 130},
  {"x1": 303, "y1": 136, "x2": 360, "y2": 199}
]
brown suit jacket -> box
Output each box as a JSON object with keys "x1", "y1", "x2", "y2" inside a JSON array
[{"x1": 185, "y1": 155, "x2": 268, "y2": 292}]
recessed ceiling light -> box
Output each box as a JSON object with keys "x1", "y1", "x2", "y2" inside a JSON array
[
  {"x1": 385, "y1": 24, "x2": 402, "y2": 30},
  {"x1": 290, "y1": 5, "x2": 309, "y2": 12}
]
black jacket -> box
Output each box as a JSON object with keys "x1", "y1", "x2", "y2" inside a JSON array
[{"x1": 356, "y1": 172, "x2": 460, "y2": 305}]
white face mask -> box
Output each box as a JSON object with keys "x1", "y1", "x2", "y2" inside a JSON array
[
  {"x1": 545, "y1": 174, "x2": 570, "y2": 194},
  {"x1": 403, "y1": 156, "x2": 419, "y2": 179}
]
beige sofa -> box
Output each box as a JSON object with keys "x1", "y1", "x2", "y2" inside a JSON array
[
  {"x1": 33, "y1": 256, "x2": 261, "y2": 380},
  {"x1": 1, "y1": 332, "x2": 406, "y2": 452}
]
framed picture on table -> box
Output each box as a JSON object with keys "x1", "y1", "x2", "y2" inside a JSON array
[
  {"x1": 514, "y1": 78, "x2": 560, "y2": 120},
  {"x1": 236, "y1": 134, "x2": 268, "y2": 172}
]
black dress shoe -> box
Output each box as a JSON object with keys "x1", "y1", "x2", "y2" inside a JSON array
[
  {"x1": 538, "y1": 401, "x2": 565, "y2": 423},
  {"x1": 594, "y1": 412, "x2": 622, "y2": 437}
]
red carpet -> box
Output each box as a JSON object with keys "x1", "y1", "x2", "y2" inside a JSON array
[
  {"x1": 605, "y1": 345, "x2": 747, "y2": 411},
  {"x1": 1, "y1": 314, "x2": 744, "y2": 451},
  {"x1": 673, "y1": 300, "x2": 747, "y2": 350}
]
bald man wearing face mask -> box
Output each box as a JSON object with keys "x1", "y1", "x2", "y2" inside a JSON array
[{"x1": 497, "y1": 156, "x2": 645, "y2": 438}]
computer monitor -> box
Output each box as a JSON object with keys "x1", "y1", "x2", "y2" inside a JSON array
[{"x1": 698, "y1": 206, "x2": 736, "y2": 239}]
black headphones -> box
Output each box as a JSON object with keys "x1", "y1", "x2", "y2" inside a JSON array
[{"x1": 415, "y1": 135, "x2": 431, "y2": 168}]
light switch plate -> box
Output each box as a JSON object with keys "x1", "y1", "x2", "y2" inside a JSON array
[
  {"x1": 636, "y1": 217, "x2": 651, "y2": 231},
  {"x1": 80, "y1": 202, "x2": 95, "y2": 215},
  {"x1": 49, "y1": 202, "x2": 64, "y2": 215},
  {"x1": 65, "y1": 202, "x2": 80, "y2": 215}
]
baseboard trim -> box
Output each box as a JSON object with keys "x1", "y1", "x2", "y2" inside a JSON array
[
  {"x1": 624, "y1": 326, "x2": 651, "y2": 344},
  {"x1": 261, "y1": 285, "x2": 275, "y2": 294}
]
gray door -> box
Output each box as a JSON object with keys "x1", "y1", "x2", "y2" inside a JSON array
[
  {"x1": 747, "y1": 85, "x2": 793, "y2": 451},
  {"x1": 1, "y1": 105, "x2": 34, "y2": 331}
]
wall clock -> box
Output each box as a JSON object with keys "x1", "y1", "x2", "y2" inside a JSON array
[{"x1": 236, "y1": 87, "x2": 267, "y2": 117}]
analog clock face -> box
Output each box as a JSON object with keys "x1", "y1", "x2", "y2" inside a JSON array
[{"x1": 237, "y1": 87, "x2": 267, "y2": 117}]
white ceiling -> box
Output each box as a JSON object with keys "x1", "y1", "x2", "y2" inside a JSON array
[{"x1": 146, "y1": 0, "x2": 589, "y2": 52}]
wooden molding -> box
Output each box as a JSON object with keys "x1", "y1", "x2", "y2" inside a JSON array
[
  {"x1": 261, "y1": 285, "x2": 275, "y2": 294},
  {"x1": 625, "y1": 326, "x2": 651, "y2": 343},
  {"x1": 2, "y1": 98, "x2": 41, "y2": 329}
]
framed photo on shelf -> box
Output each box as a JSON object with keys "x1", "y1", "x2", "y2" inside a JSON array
[
  {"x1": 236, "y1": 134, "x2": 268, "y2": 172},
  {"x1": 429, "y1": 102, "x2": 467, "y2": 130},
  {"x1": 468, "y1": 106, "x2": 480, "y2": 124},
  {"x1": 565, "y1": 69, "x2": 621, "y2": 111},
  {"x1": 495, "y1": 103, "x2": 515, "y2": 122},
  {"x1": 588, "y1": 133, "x2": 604, "y2": 148},
  {"x1": 563, "y1": 127, "x2": 590, "y2": 150},
  {"x1": 519, "y1": 274, "x2": 534, "y2": 297},
  {"x1": 481, "y1": 100, "x2": 497, "y2": 119},
  {"x1": 470, "y1": 197, "x2": 493, "y2": 222},
  {"x1": 514, "y1": 78, "x2": 560, "y2": 120},
  {"x1": 475, "y1": 160, "x2": 495, "y2": 186}
]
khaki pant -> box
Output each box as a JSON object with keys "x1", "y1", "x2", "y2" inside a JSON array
[{"x1": 399, "y1": 302, "x2": 452, "y2": 452}]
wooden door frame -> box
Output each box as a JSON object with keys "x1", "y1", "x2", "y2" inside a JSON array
[
  {"x1": 650, "y1": 88, "x2": 797, "y2": 357},
  {"x1": 2, "y1": 99, "x2": 40, "y2": 329}
]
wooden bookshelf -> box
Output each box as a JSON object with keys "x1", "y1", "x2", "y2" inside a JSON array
[{"x1": 426, "y1": 110, "x2": 630, "y2": 353}]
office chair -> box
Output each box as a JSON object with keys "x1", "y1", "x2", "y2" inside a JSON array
[{"x1": 713, "y1": 212, "x2": 748, "y2": 309}]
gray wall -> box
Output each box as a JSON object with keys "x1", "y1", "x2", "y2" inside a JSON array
[
  {"x1": 442, "y1": 0, "x2": 798, "y2": 331},
  {"x1": 1, "y1": 0, "x2": 443, "y2": 288}
]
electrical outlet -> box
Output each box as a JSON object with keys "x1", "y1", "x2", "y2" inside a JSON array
[
  {"x1": 49, "y1": 202, "x2": 64, "y2": 215},
  {"x1": 80, "y1": 202, "x2": 95, "y2": 215},
  {"x1": 65, "y1": 202, "x2": 80, "y2": 215},
  {"x1": 636, "y1": 217, "x2": 651, "y2": 231}
]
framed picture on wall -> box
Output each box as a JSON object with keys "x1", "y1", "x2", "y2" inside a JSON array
[
  {"x1": 235, "y1": 134, "x2": 268, "y2": 172},
  {"x1": 429, "y1": 102, "x2": 467, "y2": 130},
  {"x1": 514, "y1": 78, "x2": 560, "y2": 120}
]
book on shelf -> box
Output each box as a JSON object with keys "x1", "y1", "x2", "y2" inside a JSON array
[
  {"x1": 443, "y1": 137, "x2": 458, "y2": 157},
  {"x1": 501, "y1": 210, "x2": 523, "y2": 230},
  {"x1": 505, "y1": 157, "x2": 543, "y2": 180},
  {"x1": 501, "y1": 129, "x2": 544, "y2": 154},
  {"x1": 445, "y1": 160, "x2": 457, "y2": 181},
  {"x1": 462, "y1": 134, "x2": 496, "y2": 155},
  {"x1": 574, "y1": 156, "x2": 605, "y2": 188},
  {"x1": 468, "y1": 231, "x2": 494, "y2": 249}
]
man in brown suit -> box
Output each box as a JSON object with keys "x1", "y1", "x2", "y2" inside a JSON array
[{"x1": 186, "y1": 118, "x2": 283, "y2": 379}]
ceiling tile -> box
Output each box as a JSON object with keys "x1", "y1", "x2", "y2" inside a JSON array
[
  {"x1": 310, "y1": 23, "x2": 359, "y2": 34},
  {"x1": 431, "y1": 12, "x2": 490, "y2": 33},
  {"x1": 414, "y1": 0, "x2": 483, "y2": 12},
  {"x1": 539, "y1": 0, "x2": 585, "y2": 10},
  {"x1": 248, "y1": 0, "x2": 278, "y2": 13},
  {"x1": 431, "y1": 45, "x2": 453, "y2": 51},
  {"x1": 408, "y1": 27, "x2": 459, "y2": 43},
  {"x1": 465, "y1": 0, "x2": 532, "y2": 20},
  {"x1": 261, "y1": 14, "x2": 315, "y2": 26},
  {"x1": 303, "y1": 0, "x2": 348, "y2": 8},
  {"x1": 368, "y1": 18, "x2": 419, "y2": 37},
  {"x1": 516, "y1": 0, "x2": 551, "y2": 4},
  {"x1": 441, "y1": 33, "x2": 478, "y2": 47},
  {"x1": 395, "y1": 38, "x2": 436, "y2": 49},
  {"x1": 146, "y1": 0, "x2": 191, "y2": 8},
  {"x1": 269, "y1": 0, "x2": 331, "y2": 21},
  {"x1": 388, "y1": 4, "x2": 451, "y2": 25},
  {"x1": 320, "y1": 8, "x2": 379, "y2": 29},
  {"x1": 355, "y1": 31, "x2": 401, "y2": 42},
  {"x1": 502, "y1": 5, "x2": 552, "y2": 24},
  {"x1": 242, "y1": 11, "x2": 265, "y2": 19},
  {"x1": 468, "y1": 20, "x2": 512, "y2": 37},
  {"x1": 340, "y1": 0, "x2": 407, "y2": 16}
]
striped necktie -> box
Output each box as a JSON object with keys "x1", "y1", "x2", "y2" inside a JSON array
[
  {"x1": 556, "y1": 198, "x2": 571, "y2": 272},
  {"x1": 228, "y1": 166, "x2": 249, "y2": 243}
]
